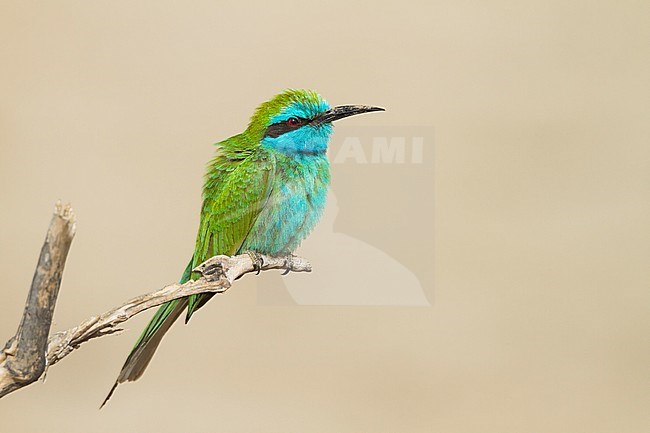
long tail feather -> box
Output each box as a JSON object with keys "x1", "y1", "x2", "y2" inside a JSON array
[
  {"x1": 185, "y1": 293, "x2": 215, "y2": 323},
  {"x1": 100, "y1": 299, "x2": 186, "y2": 407},
  {"x1": 101, "y1": 258, "x2": 194, "y2": 407}
]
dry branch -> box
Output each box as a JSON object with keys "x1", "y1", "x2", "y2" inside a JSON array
[
  {"x1": 0, "y1": 203, "x2": 311, "y2": 399},
  {"x1": 45, "y1": 253, "x2": 311, "y2": 368},
  {"x1": 0, "y1": 202, "x2": 76, "y2": 398}
]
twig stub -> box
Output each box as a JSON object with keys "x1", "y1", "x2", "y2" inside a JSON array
[{"x1": 0, "y1": 203, "x2": 76, "y2": 397}]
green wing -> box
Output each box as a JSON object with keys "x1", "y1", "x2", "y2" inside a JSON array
[
  {"x1": 102, "y1": 146, "x2": 274, "y2": 407},
  {"x1": 186, "y1": 149, "x2": 275, "y2": 321}
]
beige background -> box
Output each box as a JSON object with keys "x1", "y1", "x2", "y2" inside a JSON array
[{"x1": 1, "y1": 1, "x2": 649, "y2": 432}]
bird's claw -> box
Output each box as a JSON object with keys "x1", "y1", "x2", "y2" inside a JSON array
[
  {"x1": 201, "y1": 262, "x2": 224, "y2": 281},
  {"x1": 246, "y1": 251, "x2": 264, "y2": 275},
  {"x1": 281, "y1": 254, "x2": 295, "y2": 275}
]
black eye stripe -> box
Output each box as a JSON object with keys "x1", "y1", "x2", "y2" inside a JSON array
[{"x1": 264, "y1": 117, "x2": 309, "y2": 138}]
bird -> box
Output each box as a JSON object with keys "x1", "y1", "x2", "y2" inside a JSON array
[{"x1": 102, "y1": 89, "x2": 384, "y2": 406}]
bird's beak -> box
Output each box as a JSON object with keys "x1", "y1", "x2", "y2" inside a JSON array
[{"x1": 312, "y1": 105, "x2": 385, "y2": 126}]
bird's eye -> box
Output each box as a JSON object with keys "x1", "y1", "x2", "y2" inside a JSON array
[{"x1": 287, "y1": 117, "x2": 301, "y2": 127}]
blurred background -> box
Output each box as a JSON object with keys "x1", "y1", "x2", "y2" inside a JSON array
[{"x1": 1, "y1": 1, "x2": 648, "y2": 432}]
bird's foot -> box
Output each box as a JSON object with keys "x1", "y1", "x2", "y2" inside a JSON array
[
  {"x1": 245, "y1": 250, "x2": 264, "y2": 275},
  {"x1": 281, "y1": 254, "x2": 296, "y2": 275}
]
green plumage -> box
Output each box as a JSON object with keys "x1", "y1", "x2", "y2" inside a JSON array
[
  {"x1": 186, "y1": 147, "x2": 275, "y2": 321},
  {"x1": 102, "y1": 89, "x2": 383, "y2": 406}
]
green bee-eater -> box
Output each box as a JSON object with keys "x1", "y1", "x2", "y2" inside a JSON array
[{"x1": 103, "y1": 89, "x2": 383, "y2": 405}]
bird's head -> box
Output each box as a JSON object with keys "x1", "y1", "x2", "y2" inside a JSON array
[{"x1": 246, "y1": 89, "x2": 384, "y2": 155}]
